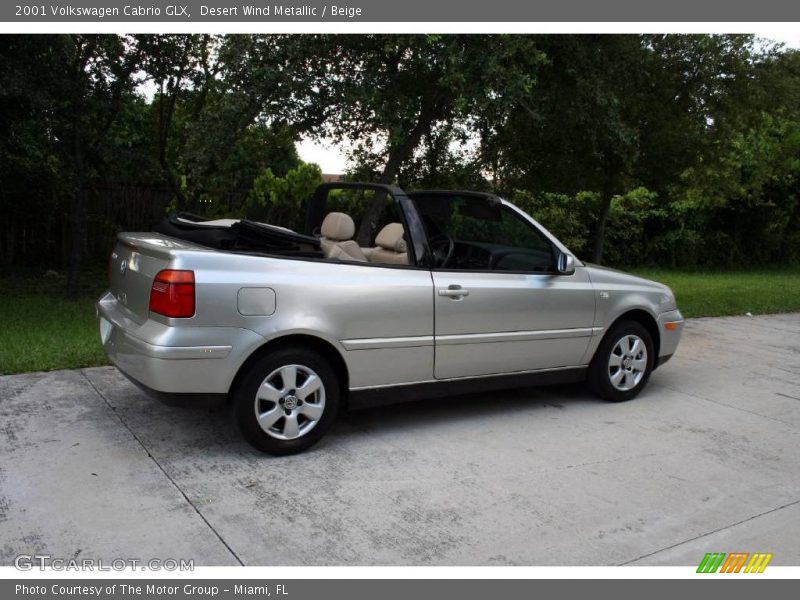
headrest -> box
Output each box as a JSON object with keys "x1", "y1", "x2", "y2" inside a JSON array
[
  {"x1": 375, "y1": 223, "x2": 407, "y2": 253},
  {"x1": 321, "y1": 212, "x2": 355, "y2": 241}
]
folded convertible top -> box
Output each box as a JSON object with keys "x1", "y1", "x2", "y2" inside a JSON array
[{"x1": 154, "y1": 213, "x2": 322, "y2": 256}]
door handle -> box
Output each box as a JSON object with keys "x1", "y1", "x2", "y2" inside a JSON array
[{"x1": 438, "y1": 286, "x2": 469, "y2": 298}]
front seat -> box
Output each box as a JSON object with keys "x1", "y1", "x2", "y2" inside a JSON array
[
  {"x1": 365, "y1": 223, "x2": 409, "y2": 265},
  {"x1": 319, "y1": 212, "x2": 368, "y2": 262}
]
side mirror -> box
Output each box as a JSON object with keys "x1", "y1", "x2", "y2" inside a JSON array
[{"x1": 556, "y1": 252, "x2": 575, "y2": 275}]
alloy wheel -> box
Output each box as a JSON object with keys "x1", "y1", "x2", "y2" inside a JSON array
[
  {"x1": 254, "y1": 364, "x2": 326, "y2": 440},
  {"x1": 608, "y1": 334, "x2": 648, "y2": 391}
]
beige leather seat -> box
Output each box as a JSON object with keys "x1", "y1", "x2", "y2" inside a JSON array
[
  {"x1": 365, "y1": 223, "x2": 409, "y2": 265},
  {"x1": 319, "y1": 212, "x2": 368, "y2": 262}
]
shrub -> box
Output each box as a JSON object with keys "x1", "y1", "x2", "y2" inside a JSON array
[{"x1": 244, "y1": 163, "x2": 323, "y2": 231}]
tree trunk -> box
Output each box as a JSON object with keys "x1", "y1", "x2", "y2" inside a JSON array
[
  {"x1": 592, "y1": 195, "x2": 612, "y2": 264},
  {"x1": 353, "y1": 150, "x2": 406, "y2": 246},
  {"x1": 355, "y1": 100, "x2": 438, "y2": 245},
  {"x1": 66, "y1": 134, "x2": 86, "y2": 298},
  {"x1": 66, "y1": 187, "x2": 87, "y2": 298},
  {"x1": 592, "y1": 173, "x2": 619, "y2": 264},
  {"x1": 157, "y1": 77, "x2": 187, "y2": 208}
]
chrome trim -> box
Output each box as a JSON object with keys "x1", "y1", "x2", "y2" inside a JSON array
[
  {"x1": 436, "y1": 327, "x2": 596, "y2": 346},
  {"x1": 341, "y1": 335, "x2": 434, "y2": 350},
  {"x1": 122, "y1": 332, "x2": 232, "y2": 360},
  {"x1": 342, "y1": 328, "x2": 601, "y2": 350},
  {"x1": 438, "y1": 288, "x2": 470, "y2": 298},
  {"x1": 349, "y1": 364, "x2": 587, "y2": 391}
]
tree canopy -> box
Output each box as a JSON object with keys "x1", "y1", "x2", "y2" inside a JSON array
[{"x1": 1, "y1": 34, "x2": 798, "y2": 294}]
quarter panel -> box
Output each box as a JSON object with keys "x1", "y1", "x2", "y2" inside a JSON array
[
  {"x1": 170, "y1": 254, "x2": 436, "y2": 388},
  {"x1": 98, "y1": 292, "x2": 266, "y2": 394}
]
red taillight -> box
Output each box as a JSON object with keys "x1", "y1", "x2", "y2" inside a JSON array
[{"x1": 149, "y1": 270, "x2": 195, "y2": 318}]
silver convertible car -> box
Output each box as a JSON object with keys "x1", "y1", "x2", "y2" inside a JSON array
[{"x1": 98, "y1": 183, "x2": 684, "y2": 455}]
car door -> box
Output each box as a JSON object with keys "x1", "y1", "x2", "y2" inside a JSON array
[{"x1": 426, "y1": 196, "x2": 596, "y2": 379}]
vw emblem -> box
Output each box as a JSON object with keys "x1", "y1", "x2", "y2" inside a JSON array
[{"x1": 119, "y1": 259, "x2": 127, "y2": 275}]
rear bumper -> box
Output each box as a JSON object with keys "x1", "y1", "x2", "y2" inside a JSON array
[
  {"x1": 97, "y1": 291, "x2": 266, "y2": 395},
  {"x1": 115, "y1": 363, "x2": 228, "y2": 407},
  {"x1": 657, "y1": 309, "x2": 684, "y2": 362}
]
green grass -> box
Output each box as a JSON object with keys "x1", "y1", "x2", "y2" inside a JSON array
[
  {"x1": 0, "y1": 267, "x2": 109, "y2": 375},
  {"x1": 0, "y1": 294, "x2": 109, "y2": 375},
  {"x1": 1, "y1": 267, "x2": 799, "y2": 375},
  {"x1": 632, "y1": 268, "x2": 800, "y2": 318}
]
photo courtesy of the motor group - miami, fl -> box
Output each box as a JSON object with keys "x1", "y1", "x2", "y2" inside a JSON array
[{"x1": 15, "y1": 583, "x2": 280, "y2": 597}]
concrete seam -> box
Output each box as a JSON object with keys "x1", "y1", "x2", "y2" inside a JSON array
[
  {"x1": 652, "y1": 381, "x2": 797, "y2": 429},
  {"x1": 619, "y1": 497, "x2": 800, "y2": 565},
  {"x1": 80, "y1": 369, "x2": 245, "y2": 566}
]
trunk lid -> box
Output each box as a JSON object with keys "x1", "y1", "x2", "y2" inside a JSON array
[{"x1": 108, "y1": 233, "x2": 204, "y2": 324}]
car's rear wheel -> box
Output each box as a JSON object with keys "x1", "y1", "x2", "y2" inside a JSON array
[
  {"x1": 588, "y1": 320, "x2": 654, "y2": 402},
  {"x1": 234, "y1": 347, "x2": 339, "y2": 455}
]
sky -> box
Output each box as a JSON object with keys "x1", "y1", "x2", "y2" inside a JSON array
[
  {"x1": 297, "y1": 34, "x2": 800, "y2": 173},
  {"x1": 296, "y1": 137, "x2": 351, "y2": 174}
]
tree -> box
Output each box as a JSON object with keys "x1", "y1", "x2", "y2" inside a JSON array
[
  {"x1": 0, "y1": 35, "x2": 145, "y2": 295},
  {"x1": 130, "y1": 35, "x2": 312, "y2": 218},
  {"x1": 0, "y1": 37, "x2": 68, "y2": 267},
  {"x1": 488, "y1": 34, "x2": 759, "y2": 263},
  {"x1": 137, "y1": 34, "x2": 209, "y2": 206},
  {"x1": 245, "y1": 163, "x2": 323, "y2": 230},
  {"x1": 676, "y1": 46, "x2": 800, "y2": 266},
  {"x1": 2, "y1": 34, "x2": 799, "y2": 279},
  {"x1": 303, "y1": 34, "x2": 543, "y2": 243},
  {"x1": 487, "y1": 35, "x2": 650, "y2": 262}
]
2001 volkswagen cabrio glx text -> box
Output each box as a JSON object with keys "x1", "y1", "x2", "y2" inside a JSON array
[{"x1": 97, "y1": 183, "x2": 684, "y2": 455}]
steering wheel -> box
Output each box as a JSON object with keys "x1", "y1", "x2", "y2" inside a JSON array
[{"x1": 428, "y1": 232, "x2": 455, "y2": 268}]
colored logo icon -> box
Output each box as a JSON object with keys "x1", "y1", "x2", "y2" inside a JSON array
[{"x1": 697, "y1": 552, "x2": 773, "y2": 573}]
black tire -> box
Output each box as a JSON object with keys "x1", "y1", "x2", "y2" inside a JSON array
[
  {"x1": 234, "y1": 346, "x2": 340, "y2": 455},
  {"x1": 588, "y1": 319, "x2": 655, "y2": 402}
]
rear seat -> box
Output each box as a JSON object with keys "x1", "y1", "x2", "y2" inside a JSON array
[{"x1": 319, "y1": 212, "x2": 368, "y2": 262}]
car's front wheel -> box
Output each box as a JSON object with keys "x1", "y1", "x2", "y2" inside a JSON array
[
  {"x1": 588, "y1": 320, "x2": 654, "y2": 402},
  {"x1": 234, "y1": 347, "x2": 339, "y2": 455}
]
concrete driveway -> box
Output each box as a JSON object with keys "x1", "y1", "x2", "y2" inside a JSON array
[{"x1": 1, "y1": 313, "x2": 799, "y2": 566}]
